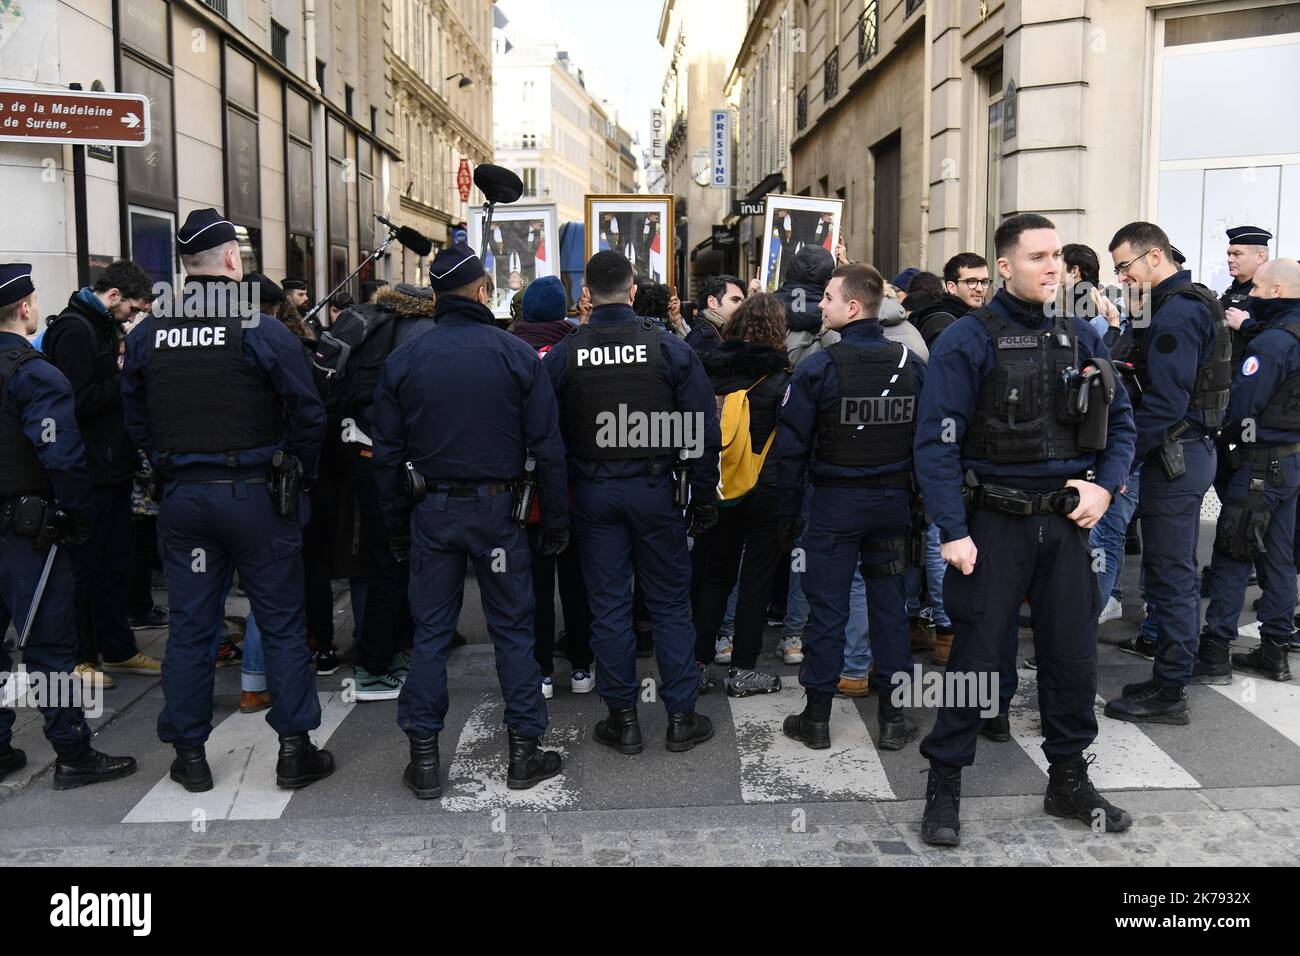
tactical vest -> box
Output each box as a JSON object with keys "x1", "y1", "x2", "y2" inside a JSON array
[
  {"x1": 961, "y1": 308, "x2": 1086, "y2": 464},
  {"x1": 144, "y1": 313, "x2": 282, "y2": 454},
  {"x1": 1256, "y1": 322, "x2": 1300, "y2": 434},
  {"x1": 813, "y1": 340, "x2": 916, "y2": 468},
  {"x1": 1132, "y1": 283, "x2": 1232, "y2": 430},
  {"x1": 561, "y1": 320, "x2": 677, "y2": 461},
  {"x1": 0, "y1": 345, "x2": 54, "y2": 496}
]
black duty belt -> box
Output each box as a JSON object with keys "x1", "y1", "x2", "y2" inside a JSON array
[
  {"x1": 423, "y1": 479, "x2": 515, "y2": 497},
  {"x1": 1234, "y1": 442, "x2": 1300, "y2": 465},
  {"x1": 967, "y1": 482, "x2": 1080, "y2": 517},
  {"x1": 812, "y1": 471, "x2": 913, "y2": 490}
]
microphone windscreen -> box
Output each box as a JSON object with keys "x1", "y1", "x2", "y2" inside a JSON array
[
  {"x1": 472, "y1": 164, "x2": 524, "y2": 204},
  {"x1": 395, "y1": 226, "x2": 434, "y2": 257}
]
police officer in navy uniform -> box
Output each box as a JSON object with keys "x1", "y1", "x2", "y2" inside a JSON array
[
  {"x1": 0, "y1": 263, "x2": 137, "y2": 789},
  {"x1": 1103, "y1": 221, "x2": 1230, "y2": 725},
  {"x1": 915, "y1": 215, "x2": 1137, "y2": 847},
  {"x1": 542, "y1": 251, "x2": 721, "y2": 755},
  {"x1": 1221, "y1": 226, "x2": 1273, "y2": 363},
  {"x1": 775, "y1": 262, "x2": 926, "y2": 751},
  {"x1": 121, "y1": 209, "x2": 332, "y2": 793},
  {"x1": 1194, "y1": 258, "x2": 1300, "y2": 685},
  {"x1": 370, "y1": 244, "x2": 569, "y2": 798}
]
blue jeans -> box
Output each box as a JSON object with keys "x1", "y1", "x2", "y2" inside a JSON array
[
  {"x1": 1090, "y1": 467, "x2": 1141, "y2": 605},
  {"x1": 782, "y1": 487, "x2": 813, "y2": 639},
  {"x1": 717, "y1": 581, "x2": 739, "y2": 639},
  {"x1": 924, "y1": 523, "x2": 952, "y2": 630},
  {"x1": 241, "y1": 610, "x2": 266, "y2": 693},
  {"x1": 840, "y1": 571, "x2": 872, "y2": 678}
]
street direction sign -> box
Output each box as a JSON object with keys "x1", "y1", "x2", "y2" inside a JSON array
[{"x1": 0, "y1": 87, "x2": 151, "y2": 147}]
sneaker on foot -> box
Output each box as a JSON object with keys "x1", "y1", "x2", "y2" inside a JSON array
[
  {"x1": 314, "y1": 648, "x2": 340, "y2": 676},
  {"x1": 713, "y1": 637, "x2": 733, "y2": 665},
  {"x1": 214, "y1": 639, "x2": 242, "y2": 668},
  {"x1": 103, "y1": 652, "x2": 162, "y2": 675},
  {"x1": 541, "y1": 676, "x2": 554, "y2": 700},
  {"x1": 778, "y1": 635, "x2": 804, "y2": 664},
  {"x1": 1115, "y1": 632, "x2": 1157, "y2": 662},
  {"x1": 724, "y1": 667, "x2": 782, "y2": 698},
  {"x1": 765, "y1": 605, "x2": 787, "y2": 628},
  {"x1": 74, "y1": 662, "x2": 116, "y2": 690},
  {"x1": 354, "y1": 665, "x2": 403, "y2": 701},
  {"x1": 1098, "y1": 596, "x2": 1122, "y2": 625},
  {"x1": 128, "y1": 606, "x2": 170, "y2": 630},
  {"x1": 570, "y1": 669, "x2": 595, "y2": 694},
  {"x1": 697, "y1": 663, "x2": 717, "y2": 695},
  {"x1": 1024, "y1": 656, "x2": 1037, "y2": 670},
  {"x1": 390, "y1": 651, "x2": 412, "y2": 682}
]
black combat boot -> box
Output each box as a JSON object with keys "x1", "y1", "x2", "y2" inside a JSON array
[
  {"x1": 0, "y1": 746, "x2": 27, "y2": 785},
  {"x1": 1190, "y1": 636, "x2": 1233, "y2": 685},
  {"x1": 52, "y1": 747, "x2": 137, "y2": 790},
  {"x1": 275, "y1": 733, "x2": 335, "y2": 789},
  {"x1": 507, "y1": 729, "x2": 563, "y2": 789},
  {"x1": 1233, "y1": 637, "x2": 1293, "y2": 682},
  {"x1": 169, "y1": 745, "x2": 214, "y2": 793},
  {"x1": 980, "y1": 712, "x2": 1012, "y2": 742},
  {"x1": 1103, "y1": 680, "x2": 1190, "y2": 725},
  {"x1": 877, "y1": 695, "x2": 918, "y2": 751},
  {"x1": 665, "y1": 711, "x2": 714, "y2": 752},
  {"x1": 403, "y1": 733, "x2": 441, "y2": 799},
  {"x1": 921, "y1": 764, "x2": 962, "y2": 847},
  {"x1": 782, "y1": 692, "x2": 832, "y2": 750},
  {"x1": 1044, "y1": 753, "x2": 1132, "y2": 831},
  {"x1": 594, "y1": 707, "x2": 643, "y2": 754}
]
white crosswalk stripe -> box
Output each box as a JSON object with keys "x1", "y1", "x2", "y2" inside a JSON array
[
  {"x1": 123, "y1": 692, "x2": 352, "y2": 824},
  {"x1": 1009, "y1": 667, "x2": 1201, "y2": 790},
  {"x1": 729, "y1": 689, "x2": 895, "y2": 802},
  {"x1": 441, "y1": 693, "x2": 581, "y2": 812},
  {"x1": 1208, "y1": 675, "x2": 1300, "y2": 748}
]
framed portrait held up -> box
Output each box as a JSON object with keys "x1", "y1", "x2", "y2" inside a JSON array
[
  {"x1": 469, "y1": 201, "x2": 559, "y2": 319},
  {"x1": 759, "y1": 194, "x2": 843, "y2": 292},
  {"x1": 584, "y1": 194, "x2": 676, "y2": 290}
]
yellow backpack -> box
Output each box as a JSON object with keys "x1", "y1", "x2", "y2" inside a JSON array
[{"x1": 716, "y1": 376, "x2": 775, "y2": 503}]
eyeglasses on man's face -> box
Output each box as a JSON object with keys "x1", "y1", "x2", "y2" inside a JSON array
[
  {"x1": 1114, "y1": 248, "x2": 1154, "y2": 278},
  {"x1": 956, "y1": 278, "x2": 993, "y2": 290}
]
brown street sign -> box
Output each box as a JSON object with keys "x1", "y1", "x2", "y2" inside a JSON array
[{"x1": 0, "y1": 87, "x2": 151, "y2": 147}]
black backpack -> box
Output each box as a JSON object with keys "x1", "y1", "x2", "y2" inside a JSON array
[{"x1": 309, "y1": 304, "x2": 398, "y2": 420}]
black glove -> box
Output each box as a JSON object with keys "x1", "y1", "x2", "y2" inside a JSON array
[
  {"x1": 389, "y1": 526, "x2": 412, "y2": 563},
  {"x1": 538, "y1": 527, "x2": 570, "y2": 557},
  {"x1": 40, "y1": 510, "x2": 89, "y2": 549},
  {"x1": 777, "y1": 515, "x2": 805, "y2": 553},
  {"x1": 687, "y1": 502, "x2": 719, "y2": 538}
]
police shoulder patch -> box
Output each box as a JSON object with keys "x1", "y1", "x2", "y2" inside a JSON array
[{"x1": 1242, "y1": 355, "x2": 1261, "y2": 377}]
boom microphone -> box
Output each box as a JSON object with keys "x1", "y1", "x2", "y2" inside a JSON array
[
  {"x1": 375, "y1": 215, "x2": 434, "y2": 257},
  {"x1": 472, "y1": 164, "x2": 524, "y2": 205}
]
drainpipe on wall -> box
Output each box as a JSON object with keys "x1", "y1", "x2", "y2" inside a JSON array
[
  {"x1": 919, "y1": 0, "x2": 933, "y2": 270},
  {"x1": 305, "y1": 0, "x2": 328, "y2": 302}
]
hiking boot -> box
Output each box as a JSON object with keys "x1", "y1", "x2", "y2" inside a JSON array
[
  {"x1": 594, "y1": 707, "x2": 643, "y2": 755},
  {"x1": 932, "y1": 628, "x2": 954, "y2": 666},
  {"x1": 170, "y1": 746, "x2": 213, "y2": 792},
  {"x1": 724, "y1": 667, "x2": 782, "y2": 698},
  {"x1": 506, "y1": 729, "x2": 562, "y2": 789},
  {"x1": 877, "y1": 695, "x2": 918, "y2": 751},
  {"x1": 921, "y1": 765, "x2": 962, "y2": 846},
  {"x1": 1104, "y1": 681, "x2": 1190, "y2": 725},
  {"x1": 1189, "y1": 636, "x2": 1232, "y2": 685},
  {"x1": 0, "y1": 746, "x2": 27, "y2": 784},
  {"x1": 666, "y1": 711, "x2": 714, "y2": 752},
  {"x1": 275, "y1": 733, "x2": 335, "y2": 789},
  {"x1": 403, "y1": 733, "x2": 441, "y2": 799},
  {"x1": 239, "y1": 690, "x2": 271, "y2": 714},
  {"x1": 782, "y1": 711, "x2": 831, "y2": 749},
  {"x1": 836, "y1": 675, "x2": 870, "y2": 698},
  {"x1": 74, "y1": 662, "x2": 115, "y2": 691},
  {"x1": 980, "y1": 713, "x2": 1012, "y2": 742},
  {"x1": 1044, "y1": 753, "x2": 1132, "y2": 832},
  {"x1": 1233, "y1": 638, "x2": 1292, "y2": 682}
]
